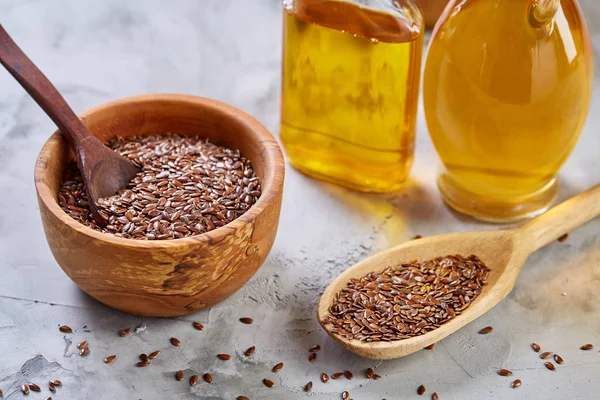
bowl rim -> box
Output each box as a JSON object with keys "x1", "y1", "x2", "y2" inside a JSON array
[{"x1": 34, "y1": 93, "x2": 285, "y2": 249}]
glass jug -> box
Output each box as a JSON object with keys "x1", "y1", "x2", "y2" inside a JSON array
[
  {"x1": 280, "y1": 0, "x2": 424, "y2": 192},
  {"x1": 424, "y1": 0, "x2": 593, "y2": 221}
]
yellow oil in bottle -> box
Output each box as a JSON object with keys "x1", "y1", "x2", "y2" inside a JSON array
[
  {"x1": 424, "y1": 0, "x2": 592, "y2": 220},
  {"x1": 280, "y1": 0, "x2": 424, "y2": 192}
]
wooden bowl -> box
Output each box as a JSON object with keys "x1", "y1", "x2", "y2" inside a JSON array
[{"x1": 34, "y1": 94, "x2": 285, "y2": 317}]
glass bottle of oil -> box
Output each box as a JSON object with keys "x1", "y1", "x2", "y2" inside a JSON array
[
  {"x1": 424, "y1": 0, "x2": 593, "y2": 221},
  {"x1": 280, "y1": 0, "x2": 424, "y2": 192}
]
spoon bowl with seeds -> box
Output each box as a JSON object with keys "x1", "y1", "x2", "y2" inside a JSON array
[{"x1": 318, "y1": 184, "x2": 600, "y2": 359}]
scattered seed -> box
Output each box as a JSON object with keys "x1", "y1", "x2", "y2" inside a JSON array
[
  {"x1": 77, "y1": 341, "x2": 88, "y2": 349},
  {"x1": 80, "y1": 347, "x2": 90, "y2": 356},
  {"x1": 237, "y1": 397, "x2": 249, "y2": 400},
  {"x1": 0, "y1": 389, "x2": 3, "y2": 396},
  {"x1": 479, "y1": 326, "x2": 493, "y2": 334},
  {"x1": 309, "y1": 344, "x2": 321, "y2": 352},
  {"x1": 59, "y1": 134, "x2": 261, "y2": 240},
  {"x1": 432, "y1": 393, "x2": 439, "y2": 400},
  {"x1": 21, "y1": 384, "x2": 29, "y2": 394},
  {"x1": 414, "y1": 235, "x2": 423, "y2": 239},
  {"x1": 272, "y1": 362, "x2": 284, "y2": 373},
  {"x1": 244, "y1": 346, "x2": 255, "y2": 356},
  {"x1": 545, "y1": 362, "x2": 556, "y2": 371},
  {"x1": 418, "y1": 384, "x2": 426, "y2": 395},
  {"x1": 581, "y1": 344, "x2": 593, "y2": 350},
  {"x1": 170, "y1": 337, "x2": 181, "y2": 346},
  {"x1": 48, "y1": 382, "x2": 55, "y2": 392},
  {"x1": 304, "y1": 381, "x2": 313, "y2": 392},
  {"x1": 327, "y1": 255, "x2": 490, "y2": 342},
  {"x1": 149, "y1": 350, "x2": 160, "y2": 360},
  {"x1": 540, "y1": 352, "x2": 552, "y2": 359},
  {"x1": 50, "y1": 380, "x2": 61, "y2": 387},
  {"x1": 331, "y1": 372, "x2": 345, "y2": 380},
  {"x1": 28, "y1": 384, "x2": 41, "y2": 392},
  {"x1": 498, "y1": 369, "x2": 513, "y2": 376},
  {"x1": 59, "y1": 325, "x2": 72, "y2": 333},
  {"x1": 308, "y1": 353, "x2": 317, "y2": 362},
  {"x1": 372, "y1": 374, "x2": 382, "y2": 380},
  {"x1": 554, "y1": 354, "x2": 564, "y2": 364},
  {"x1": 175, "y1": 370, "x2": 184, "y2": 381},
  {"x1": 342, "y1": 391, "x2": 350, "y2": 400},
  {"x1": 189, "y1": 375, "x2": 199, "y2": 387},
  {"x1": 511, "y1": 379, "x2": 522, "y2": 388},
  {"x1": 365, "y1": 368, "x2": 374, "y2": 378},
  {"x1": 321, "y1": 373, "x2": 329, "y2": 383},
  {"x1": 46, "y1": 398, "x2": 52, "y2": 400},
  {"x1": 239, "y1": 317, "x2": 254, "y2": 324},
  {"x1": 263, "y1": 378, "x2": 275, "y2": 388},
  {"x1": 424, "y1": 343, "x2": 435, "y2": 350},
  {"x1": 217, "y1": 353, "x2": 231, "y2": 360},
  {"x1": 120, "y1": 328, "x2": 131, "y2": 337},
  {"x1": 139, "y1": 354, "x2": 149, "y2": 363},
  {"x1": 531, "y1": 343, "x2": 541, "y2": 352},
  {"x1": 344, "y1": 370, "x2": 353, "y2": 380},
  {"x1": 193, "y1": 322, "x2": 205, "y2": 330},
  {"x1": 136, "y1": 361, "x2": 150, "y2": 367},
  {"x1": 203, "y1": 373, "x2": 212, "y2": 383},
  {"x1": 557, "y1": 233, "x2": 568, "y2": 242},
  {"x1": 104, "y1": 355, "x2": 116, "y2": 364}
]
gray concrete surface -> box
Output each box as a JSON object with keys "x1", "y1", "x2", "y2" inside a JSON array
[{"x1": 0, "y1": 0, "x2": 598, "y2": 399}]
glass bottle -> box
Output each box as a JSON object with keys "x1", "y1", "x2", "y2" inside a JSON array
[
  {"x1": 424, "y1": 0, "x2": 593, "y2": 221},
  {"x1": 280, "y1": 0, "x2": 424, "y2": 192}
]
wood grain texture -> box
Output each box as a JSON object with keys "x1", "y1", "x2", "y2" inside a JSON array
[
  {"x1": 0, "y1": 24, "x2": 139, "y2": 226},
  {"x1": 34, "y1": 94, "x2": 285, "y2": 317},
  {"x1": 318, "y1": 184, "x2": 600, "y2": 359}
]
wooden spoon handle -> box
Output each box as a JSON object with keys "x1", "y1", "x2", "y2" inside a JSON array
[
  {"x1": 519, "y1": 183, "x2": 600, "y2": 253},
  {"x1": 0, "y1": 25, "x2": 93, "y2": 148}
]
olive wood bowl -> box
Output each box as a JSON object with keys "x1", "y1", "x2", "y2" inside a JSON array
[{"x1": 34, "y1": 94, "x2": 284, "y2": 317}]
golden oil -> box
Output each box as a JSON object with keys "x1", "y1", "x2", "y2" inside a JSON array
[
  {"x1": 280, "y1": 0, "x2": 424, "y2": 192},
  {"x1": 424, "y1": 0, "x2": 592, "y2": 220}
]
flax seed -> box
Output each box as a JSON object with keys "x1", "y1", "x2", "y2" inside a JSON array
[
  {"x1": 304, "y1": 381, "x2": 313, "y2": 392},
  {"x1": 432, "y1": 393, "x2": 439, "y2": 400},
  {"x1": 203, "y1": 373, "x2": 212, "y2": 383},
  {"x1": 418, "y1": 384, "x2": 426, "y2": 395},
  {"x1": 149, "y1": 350, "x2": 160, "y2": 360},
  {"x1": 308, "y1": 353, "x2": 317, "y2": 362},
  {"x1": 326, "y1": 255, "x2": 490, "y2": 342},
  {"x1": 139, "y1": 354, "x2": 149, "y2": 363},
  {"x1": 170, "y1": 337, "x2": 181, "y2": 346},
  {"x1": 309, "y1": 344, "x2": 321, "y2": 352},
  {"x1": 263, "y1": 378, "x2": 275, "y2": 388},
  {"x1": 193, "y1": 322, "x2": 204, "y2": 330},
  {"x1": 531, "y1": 343, "x2": 541, "y2": 352},
  {"x1": 321, "y1": 373, "x2": 329, "y2": 383},
  {"x1": 557, "y1": 233, "x2": 568, "y2": 242},
  {"x1": 498, "y1": 369, "x2": 512, "y2": 376},
  {"x1": 136, "y1": 361, "x2": 150, "y2": 367},
  {"x1": 237, "y1": 397, "x2": 249, "y2": 400},
  {"x1": 21, "y1": 384, "x2": 29, "y2": 394},
  {"x1": 540, "y1": 352, "x2": 552, "y2": 359},
  {"x1": 372, "y1": 374, "x2": 382, "y2": 380},
  {"x1": 239, "y1": 317, "x2": 254, "y2": 324},
  {"x1": 176, "y1": 370, "x2": 184, "y2": 381},
  {"x1": 217, "y1": 354, "x2": 231, "y2": 360},
  {"x1": 344, "y1": 370, "x2": 353, "y2": 380},
  {"x1": 478, "y1": 326, "x2": 493, "y2": 334},
  {"x1": 77, "y1": 341, "x2": 88, "y2": 349},
  {"x1": 366, "y1": 368, "x2": 374, "y2": 378},
  {"x1": 28, "y1": 384, "x2": 40, "y2": 392},
  {"x1": 272, "y1": 362, "x2": 284, "y2": 373},
  {"x1": 424, "y1": 343, "x2": 435, "y2": 350},
  {"x1": 59, "y1": 325, "x2": 72, "y2": 333},
  {"x1": 342, "y1": 391, "x2": 350, "y2": 399},
  {"x1": 581, "y1": 344, "x2": 593, "y2": 350},
  {"x1": 120, "y1": 328, "x2": 131, "y2": 337},
  {"x1": 48, "y1": 382, "x2": 55, "y2": 392},
  {"x1": 104, "y1": 355, "x2": 116, "y2": 364},
  {"x1": 244, "y1": 346, "x2": 255, "y2": 356},
  {"x1": 545, "y1": 362, "x2": 556, "y2": 371},
  {"x1": 189, "y1": 375, "x2": 199, "y2": 386},
  {"x1": 511, "y1": 379, "x2": 522, "y2": 388},
  {"x1": 80, "y1": 347, "x2": 89, "y2": 356},
  {"x1": 50, "y1": 381, "x2": 61, "y2": 387},
  {"x1": 331, "y1": 372, "x2": 344, "y2": 380},
  {"x1": 554, "y1": 354, "x2": 564, "y2": 364}
]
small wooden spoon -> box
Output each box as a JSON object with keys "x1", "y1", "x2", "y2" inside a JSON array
[
  {"x1": 0, "y1": 25, "x2": 138, "y2": 226},
  {"x1": 318, "y1": 184, "x2": 600, "y2": 359}
]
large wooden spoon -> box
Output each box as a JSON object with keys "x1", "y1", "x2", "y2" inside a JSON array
[
  {"x1": 318, "y1": 184, "x2": 600, "y2": 359},
  {"x1": 0, "y1": 25, "x2": 138, "y2": 226}
]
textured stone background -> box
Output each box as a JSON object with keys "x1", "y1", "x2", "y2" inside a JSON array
[{"x1": 0, "y1": 0, "x2": 598, "y2": 399}]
